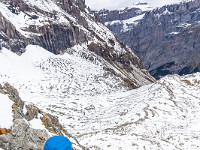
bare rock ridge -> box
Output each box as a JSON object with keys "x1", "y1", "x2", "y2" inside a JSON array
[
  {"x1": 97, "y1": 0, "x2": 200, "y2": 79},
  {"x1": 0, "y1": 0, "x2": 155, "y2": 89},
  {"x1": 0, "y1": 83, "x2": 86, "y2": 150}
]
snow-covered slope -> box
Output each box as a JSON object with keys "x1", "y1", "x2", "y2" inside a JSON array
[
  {"x1": 79, "y1": 73, "x2": 200, "y2": 149},
  {"x1": 0, "y1": 44, "x2": 128, "y2": 96},
  {"x1": 0, "y1": 44, "x2": 131, "y2": 135},
  {"x1": 1, "y1": 45, "x2": 200, "y2": 149}
]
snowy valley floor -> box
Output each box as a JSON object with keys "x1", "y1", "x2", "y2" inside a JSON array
[{"x1": 0, "y1": 46, "x2": 200, "y2": 149}]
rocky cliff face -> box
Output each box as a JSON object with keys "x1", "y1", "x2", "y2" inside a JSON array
[
  {"x1": 99, "y1": 0, "x2": 200, "y2": 79},
  {"x1": 95, "y1": 5, "x2": 147, "y2": 34},
  {"x1": 0, "y1": 0, "x2": 155, "y2": 88},
  {"x1": 0, "y1": 0, "x2": 88, "y2": 54}
]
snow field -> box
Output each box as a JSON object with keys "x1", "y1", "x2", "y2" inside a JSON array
[
  {"x1": 0, "y1": 45, "x2": 200, "y2": 149},
  {"x1": 0, "y1": 93, "x2": 13, "y2": 128}
]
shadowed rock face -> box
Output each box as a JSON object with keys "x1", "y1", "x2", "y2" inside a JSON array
[
  {"x1": 0, "y1": 0, "x2": 155, "y2": 89},
  {"x1": 98, "y1": 0, "x2": 200, "y2": 79}
]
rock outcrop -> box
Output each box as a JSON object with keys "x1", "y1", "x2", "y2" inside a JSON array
[
  {"x1": 0, "y1": 83, "x2": 85, "y2": 150},
  {"x1": 98, "y1": 0, "x2": 200, "y2": 79}
]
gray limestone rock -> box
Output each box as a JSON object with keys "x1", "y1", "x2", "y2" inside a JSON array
[
  {"x1": 1, "y1": 119, "x2": 49, "y2": 150},
  {"x1": 98, "y1": 0, "x2": 200, "y2": 79},
  {"x1": 0, "y1": 83, "x2": 85, "y2": 150}
]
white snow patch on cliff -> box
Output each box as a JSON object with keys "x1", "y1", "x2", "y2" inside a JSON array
[
  {"x1": 23, "y1": 0, "x2": 61, "y2": 13},
  {"x1": 0, "y1": 2, "x2": 31, "y2": 37},
  {"x1": 29, "y1": 118, "x2": 46, "y2": 130},
  {"x1": 106, "y1": 14, "x2": 145, "y2": 32}
]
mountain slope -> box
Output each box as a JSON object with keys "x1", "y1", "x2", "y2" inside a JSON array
[
  {"x1": 0, "y1": 1, "x2": 200, "y2": 150},
  {"x1": 0, "y1": 0, "x2": 155, "y2": 149},
  {"x1": 98, "y1": 0, "x2": 200, "y2": 79},
  {"x1": 0, "y1": 0, "x2": 154, "y2": 88},
  {"x1": 1, "y1": 48, "x2": 200, "y2": 149},
  {"x1": 78, "y1": 73, "x2": 200, "y2": 149}
]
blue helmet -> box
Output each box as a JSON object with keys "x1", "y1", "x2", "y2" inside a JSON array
[{"x1": 44, "y1": 136, "x2": 73, "y2": 150}]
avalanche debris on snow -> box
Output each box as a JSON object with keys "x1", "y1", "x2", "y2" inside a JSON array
[
  {"x1": 79, "y1": 74, "x2": 200, "y2": 149},
  {"x1": 0, "y1": 45, "x2": 200, "y2": 149}
]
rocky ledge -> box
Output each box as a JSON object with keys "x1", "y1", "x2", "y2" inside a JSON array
[{"x1": 0, "y1": 83, "x2": 86, "y2": 150}]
